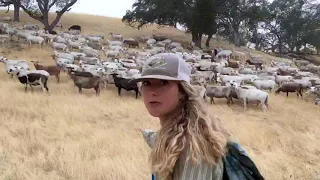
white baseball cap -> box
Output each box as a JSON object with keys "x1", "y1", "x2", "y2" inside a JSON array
[{"x1": 130, "y1": 53, "x2": 191, "y2": 83}]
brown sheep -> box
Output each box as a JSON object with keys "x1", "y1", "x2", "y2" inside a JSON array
[
  {"x1": 246, "y1": 60, "x2": 263, "y2": 70},
  {"x1": 152, "y1": 34, "x2": 166, "y2": 41},
  {"x1": 276, "y1": 68, "x2": 297, "y2": 76},
  {"x1": 31, "y1": 61, "x2": 61, "y2": 82},
  {"x1": 123, "y1": 40, "x2": 139, "y2": 48},
  {"x1": 87, "y1": 42, "x2": 103, "y2": 50},
  {"x1": 227, "y1": 59, "x2": 240, "y2": 68},
  {"x1": 275, "y1": 82, "x2": 303, "y2": 98}
]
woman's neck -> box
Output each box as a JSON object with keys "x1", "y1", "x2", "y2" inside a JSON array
[{"x1": 159, "y1": 117, "x2": 166, "y2": 127}]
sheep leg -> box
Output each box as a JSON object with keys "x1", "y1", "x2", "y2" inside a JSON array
[
  {"x1": 24, "y1": 84, "x2": 28, "y2": 92},
  {"x1": 210, "y1": 97, "x2": 214, "y2": 104},
  {"x1": 94, "y1": 85, "x2": 100, "y2": 96},
  {"x1": 42, "y1": 78, "x2": 50, "y2": 95},
  {"x1": 29, "y1": 85, "x2": 34, "y2": 92},
  {"x1": 78, "y1": 87, "x2": 82, "y2": 94},
  {"x1": 243, "y1": 98, "x2": 247, "y2": 111},
  {"x1": 261, "y1": 103, "x2": 267, "y2": 112},
  {"x1": 135, "y1": 90, "x2": 139, "y2": 99},
  {"x1": 118, "y1": 87, "x2": 122, "y2": 96},
  {"x1": 287, "y1": 92, "x2": 289, "y2": 97},
  {"x1": 203, "y1": 95, "x2": 207, "y2": 102},
  {"x1": 226, "y1": 97, "x2": 230, "y2": 105},
  {"x1": 56, "y1": 74, "x2": 60, "y2": 83},
  {"x1": 298, "y1": 90, "x2": 303, "y2": 99}
]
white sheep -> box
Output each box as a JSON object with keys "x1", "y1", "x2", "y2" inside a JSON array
[
  {"x1": 1, "y1": 16, "x2": 11, "y2": 21},
  {"x1": 51, "y1": 42, "x2": 68, "y2": 51},
  {"x1": 107, "y1": 40, "x2": 122, "y2": 46},
  {"x1": 80, "y1": 48, "x2": 100, "y2": 57},
  {"x1": 67, "y1": 39, "x2": 83, "y2": 49},
  {"x1": 231, "y1": 83, "x2": 269, "y2": 112},
  {"x1": 23, "y1": 24, "x2": 39, "y2": 31},
  {"x1": 110, "y1": 32, "x2": 123, "y2": 40},
  {"x1": 105, "y1": 50, "x2": 120, "y2": 58},
  {"x1": 26, "y1": 35, "x2": 45, "y2": 47},
  {"x1": 251, "y1": 79, "x2": 277, "y2": 91},
  {"x1": 52, "y1": 51, "x2": 74, "y2": 61}
]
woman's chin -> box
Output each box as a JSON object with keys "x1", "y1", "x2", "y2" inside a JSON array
[{"x1": 147, "y1": 109, "x2": 164, "y2": 118}]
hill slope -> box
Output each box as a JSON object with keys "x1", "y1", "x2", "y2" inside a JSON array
[{"x1": 0, "y1": 11, "x2": 319, "y2": 180}]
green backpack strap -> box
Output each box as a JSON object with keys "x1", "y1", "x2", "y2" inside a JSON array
[{"x1": 223, "y1": 141, "x2": 265, "y2": 180}]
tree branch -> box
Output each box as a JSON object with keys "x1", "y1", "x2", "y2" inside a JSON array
[
  {"x1": 49, "y1": 0, "x2": 78, "y2": 30},
  {"x1": 57, "y1": 0, "x2": 77, "y2": 15},
  {"x1": 36, "y1": 0, "x2": 44, "y2": 12},
  {"x1": 49, "y1": 0, "x2": 57, "y2": 9},
  {"x1": 20, "y1": 4, "x2": 42, "y2": 21},
  {"x1": 0, "y1": 0, "x2": 12, "y2": 7}
]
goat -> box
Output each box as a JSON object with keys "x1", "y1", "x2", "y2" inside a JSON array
[
  {"x1": 246, "y1": 60, "x2": 263, "y2": 70},
  {"x1": 205, "y1": 85, "x2": 233, "y2": 105},
  {"x1": 69, "y1": 71, "x2": 101, "y2": 96},
  {"x1": 275, "y1": 82, "x2": 303, "y2": 98},
  {"x1": 14, "y1": 69, "x2": 49, "y2": 95},
  {"x1": 31, "y1": 61, "x2": 61, "y2": 83},
  {"x1": 123, "y1": 39, "x2": 139, "y2": 48},
  {"x1": 111, "y1": 73, "x2": 140, "y2": 99},
  {"x1": 66, "y1": 67, "x2": 94, "y2": 78}
]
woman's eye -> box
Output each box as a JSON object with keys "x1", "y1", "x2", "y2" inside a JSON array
[
  {"x1": 160, "y1": 80, "x2": 169, "y2": 85},
  {"x1": 142, "y1": 81, "x2": 150, "y2": 86}
]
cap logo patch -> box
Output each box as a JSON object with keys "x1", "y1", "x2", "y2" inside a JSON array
[{"x1": 146, "y1": 57, "x2": 167, "y2": 69}]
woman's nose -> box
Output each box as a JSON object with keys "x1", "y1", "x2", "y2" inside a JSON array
[
  {"x1": 147, "y1": 87, "x2": 159, "y2": 96},
  {"x1": 150, "y1": 89, "x2": 158, "y2": 96}
]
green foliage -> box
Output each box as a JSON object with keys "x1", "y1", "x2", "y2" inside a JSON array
[
  {"x1": 20, "y1": 0, "x2": 78, "y2": 30},
  {"x1": 122, "y1": 0, "x2": 216, "y2": 47},
  {"x1": 123, "y1": 0, "x2": 320, "y2": 52}
]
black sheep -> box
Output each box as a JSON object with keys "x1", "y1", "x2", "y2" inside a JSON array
[
  {"x1": 68, "y1": 25, "x2": 81, "y2": 32},
  {"x1": 275, "y1": 82, "x2": 303, "y2": 97},
  {"x1": 111, "y1": 73, "x2": 140, "y2": 99}
]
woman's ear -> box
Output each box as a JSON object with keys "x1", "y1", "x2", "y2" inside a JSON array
[{"x1": 179, "y1": 92, "x2": 186, "y2": 101}]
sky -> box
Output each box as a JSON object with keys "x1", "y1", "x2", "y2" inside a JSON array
[{"x1": 70, "y1": 0, "x2": 135, "y2": 18}]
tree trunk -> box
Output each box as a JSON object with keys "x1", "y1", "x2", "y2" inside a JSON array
[
  {"x1": 278, "y1": 42, "x2": 283, "y2": 57},
  {"x1": 205, "y1": 33, "x2": 212, "y2": 47},
  {"x1": 42, "y1": 11, "x2": 50, "y2": 31},
  {"x1": 13, "y1": 0, "x2": 20, "y2": 22},
  {"x1": 255, "y1": 43, "x2": 262, "y2": 51},
  {"x1": 192, "y1": 31, "x2": 202, "y2": 48},
  {"x1": 233, "y1": 30, "x2": 240, "y2": 47}
]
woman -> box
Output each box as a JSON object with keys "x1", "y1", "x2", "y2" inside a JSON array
[{"x1": 131, "y1": 53, "x2": 264, "y2": 180}]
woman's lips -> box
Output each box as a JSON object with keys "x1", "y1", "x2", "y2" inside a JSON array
[{"x1": 149, "y1": 101, "x2": 161, "y2": 107}]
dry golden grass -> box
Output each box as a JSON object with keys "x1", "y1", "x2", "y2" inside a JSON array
[{"x1": 0, "y1": 10, "x2": 319, "y2": 180}]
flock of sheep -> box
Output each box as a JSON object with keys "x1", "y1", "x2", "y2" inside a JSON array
[{"x1": 0, "y1": 20, "x2": 320, "y2": 111}]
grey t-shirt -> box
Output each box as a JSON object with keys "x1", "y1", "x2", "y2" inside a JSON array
[{"x1": 141, "y1": 129, "x2": 224, "y2": 180}]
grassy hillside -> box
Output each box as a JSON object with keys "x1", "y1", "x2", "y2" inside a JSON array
[{"x1": 0, "y1": 10, "x2": 319, "y2": 180}]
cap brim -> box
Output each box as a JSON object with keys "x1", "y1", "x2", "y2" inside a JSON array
[{"x1": 129, "y1": 75, "x2": 181, "y2": 83}]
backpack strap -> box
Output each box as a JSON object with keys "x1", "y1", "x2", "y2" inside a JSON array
[{"x1": 222, "y1": 141, "x2": 265, "y2": 180}]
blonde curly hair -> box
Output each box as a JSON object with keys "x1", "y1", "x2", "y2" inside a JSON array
[{"x1": 149, "y1": 81, "x2": 229, "y2": 180}]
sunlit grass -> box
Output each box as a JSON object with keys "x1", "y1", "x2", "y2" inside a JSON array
[{"x1": 0, "y1": 10, "x2": 319, "y2": 180}]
